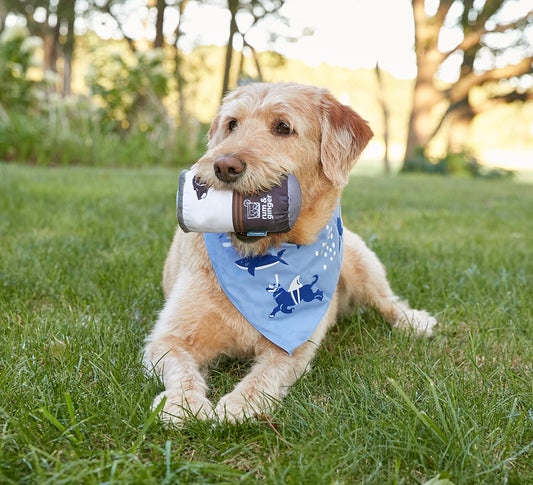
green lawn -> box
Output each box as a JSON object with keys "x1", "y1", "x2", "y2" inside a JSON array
[{"x1": 1, "y1": 163, "x2": 531, "y2": 484}]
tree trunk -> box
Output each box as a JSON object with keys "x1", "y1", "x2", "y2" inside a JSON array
[
  {"x1": 447, "y1": 101, "x2": 475, "y2": 154},
  {"x1": 403, "y1": 0, "x2": 444, "y2": 161},
  {"x1": 0, "y1": 4, "x2": 5, "y2": 32},
  {"x1": 375, "y1": 63, "x2": 390, "y2": 173},
  {"x1": 43, "y1": 14, "x2": 60, "y2": 73},
  {"x1": 43, "y1": 32, "x2": 58, "y2": 72},
  {"x1": 174, "y1": 0, "x2": 189, "y2": 126},
  {"x1": 237, "y1": 48, "x2": 245, "y2": 79},
  {"x1": 221, "y1": 0, "x2": 239, "y2": 99},
  {"x1": 246, "y1": 41, "x2": 263, "y2": 81},
  {"x1": 61, "y1": 0, "x2": 75, "y2": 96},
  {"x1": 154, "y1": 0, "x2": 166, "y2": 48}
]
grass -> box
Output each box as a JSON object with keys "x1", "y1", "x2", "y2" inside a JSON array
[{"x1": 1, "y1": 163, "x2": 531, "y2": 484}]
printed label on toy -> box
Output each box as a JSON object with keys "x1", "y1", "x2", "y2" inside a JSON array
[{"x1": 243, "y1": 199, "x2": 261, "y2": 219}]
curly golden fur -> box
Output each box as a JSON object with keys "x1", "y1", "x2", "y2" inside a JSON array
[{"x1": 144, "y1": 83, "x2": 437, "y2": 424}]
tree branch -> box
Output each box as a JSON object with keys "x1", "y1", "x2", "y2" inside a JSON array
[
  {"x1": 477, "y1": 0, "x2": 506, "y2": 26},
  {"x1": 427, "y1": 87, "x2": 533, "y2": 145},
  {"x1": 442, "y1": 9, "x2": 533, "y2": 61},
  {"x1": 435, "y1": 1, "x2": 455, "y2": 24},
  {"x1": 98, "y1": 3, "x2": 137, "y2": 52},
  {"x1": 447, "y1": 55, "x2": 533, "y2": 102},
  {"x1": 473, "y1": 90, "x2": 533, "y2": 114}
]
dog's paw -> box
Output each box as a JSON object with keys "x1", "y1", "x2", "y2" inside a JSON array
[
  {"x1": 152, "y1": 390, "x2": 213, "y2": 426},
  {"x1": 395, "y1": 309, "x2": 437, "y2": 337},
  {"x1": 213, "y1": 392, "x2": 265, "y2": 424}
]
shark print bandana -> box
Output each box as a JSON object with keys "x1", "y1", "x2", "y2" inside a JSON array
[{"x1": 204, "y1": 205, "x2": 344, "y2": 355}]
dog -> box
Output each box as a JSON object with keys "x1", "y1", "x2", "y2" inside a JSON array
[{"x1": 144, "y1": 82, "x2": 437, "y2": 424}]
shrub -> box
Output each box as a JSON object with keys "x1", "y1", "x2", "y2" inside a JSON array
[
  {"x1": 0, "y1": 25, "x2": 42, "y2": 110},
  {"x1": 401, "y1": 148, "x2": 514, "y2": 179},
  {"x1": 86, "y1": 48, "x2": 170, "y2": 133},
  {"x1": 401, "y1": 147, "x2": 448, "y2": 175},
  {"x1": 0, "y1": 35, "x2": 207, "y2": 167},
  {"x1": 0, "y1": 97, "x2": 208, "y2": 167}
]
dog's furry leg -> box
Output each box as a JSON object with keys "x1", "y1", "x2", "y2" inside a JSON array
[
  {"x1": 214, "y1": 305, "x2": 337, "y2": 423},
  {"x1": 147, "y1": 348, "x2": 212, "y2": 425},
  {"x1": 144, "y1": 280, "x2": 213, "y2": 425},
  {"x1": 213, "y1": 345, "x2": 313, "y2": 423},
  {"x1": 338, "y1": 229, "x2": 437, "y2": 335}
]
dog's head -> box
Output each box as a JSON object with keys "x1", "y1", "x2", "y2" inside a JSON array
[{"x1": 192, "y1": 82, "x2": 373, "y2": 255}]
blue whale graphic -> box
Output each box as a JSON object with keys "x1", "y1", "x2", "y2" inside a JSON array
[{"x1": 235, "y1": 249, "x2": 288, "y2": 276}]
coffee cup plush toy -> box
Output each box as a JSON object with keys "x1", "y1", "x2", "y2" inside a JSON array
[{"x1": 177, "y1": 170, "x2": 302, "y2": 237}]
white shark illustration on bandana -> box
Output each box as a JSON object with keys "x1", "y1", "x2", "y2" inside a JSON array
[{"x1": 204, "y1": 205, "x2": 344, "y2": 355}]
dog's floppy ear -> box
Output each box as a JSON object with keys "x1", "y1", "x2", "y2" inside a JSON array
[{"x1": 319, "y1": 92, "x2": 373, "y2": 187}]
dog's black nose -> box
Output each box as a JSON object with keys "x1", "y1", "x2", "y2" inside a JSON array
[{"x1": 214, "y1": 154, "x2": 246, "y2": 183}]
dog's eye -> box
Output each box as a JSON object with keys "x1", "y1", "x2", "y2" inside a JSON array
[
  {"x1": 228, "y1": 119, "x2": 238, "y2": 132},
  {"x1": 274, "y1": 121, "x2": 293, "y2": 136}
]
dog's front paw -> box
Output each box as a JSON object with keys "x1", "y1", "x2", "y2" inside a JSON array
[
  {"x1": 396, "y1": 309, "x2": 437, "y2": 336},
  {"x1": 152, "y1": 390, "x2": 213, "y2": 426},
  {"x1": 214, "y1": 392, "x2": 267, "y2": 424}
]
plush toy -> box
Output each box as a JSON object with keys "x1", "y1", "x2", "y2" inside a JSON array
[{"x1": 177, "y1": 170, "x2": 302, "y2": 236}]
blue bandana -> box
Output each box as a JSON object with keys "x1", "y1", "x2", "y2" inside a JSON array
[{"x1": 204, "y1": 206, "x2": 344, "y2": 354}]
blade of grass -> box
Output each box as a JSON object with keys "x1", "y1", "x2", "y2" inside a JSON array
[
  {"x1": 388, "y1": 378, "x2": 449, "y2": 446},
  {"x1": 129, "y1": 394, "x2": 166, "y2": 454},
  {"x1": 64, "y1": 392, "x2": 83, "y2": 443},
  {"x1": 40, "y1": 408, "x2": 67, "y2": 434}
]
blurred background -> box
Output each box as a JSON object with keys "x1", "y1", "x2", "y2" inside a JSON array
[{"x1": 0, "y1": 0, "x2": 532, "y2": 176}]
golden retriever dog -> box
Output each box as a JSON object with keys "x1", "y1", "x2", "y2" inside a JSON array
[{"x1": 144, "y1": 82, "x2": 437, "y2": 425}]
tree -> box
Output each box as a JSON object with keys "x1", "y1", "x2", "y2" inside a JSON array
[
  {"x1": 0, "y1": 25, "x2": 42, "y2": 110},
  {"x1": 0, "y1": 0, "x2": 78, "y2": 94},
  {"x1": 222, "y1": 0, "x2": 239, "y2": 97},
  {"x1": 154, "y1": 0, "x2": 166, "y2": 48},
  {"x1": 375, "y1": 63, "x2": 391, "y2": 173},
  {"x1": 92, "y1": 0, "x2": 191, "y2": 125},
  {"x1": 59, "y1": 0, "x2": 75, "y2": 96},
  {"x1": 1, "y1": 1, "x2": 56, "y2": 71},
  {"x1": 220, "y1": 0, "x2": 286, "y2": 98},
  {"x1": 171, "y1": 0, "x2": 190, "y2": 125},
  {"x1": 93, "y1": 0, "x2": 140, "y2": 52},
  {"x1": 404, "y1": 0, "x2": 533, "y2": 162}
]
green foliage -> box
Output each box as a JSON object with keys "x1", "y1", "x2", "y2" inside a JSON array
[
  {"x1": 86, "y1": 48, "x2": 170, "y2": 132},
  {"x1": 0, "y1": 25, "x2": 42, "y2": 110},
  {"x1": 1, "y1": 165, "x2": 532, "y2": 484},
  {"x1": 0, "y1": 30, "x2": 207, "y2": 167},
  {"x1": 402, "y1": 148, "x2": 515, "y2": 179},
  {"x1": 0, "y1": 97, "x2": 208, "y2": 167}
]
